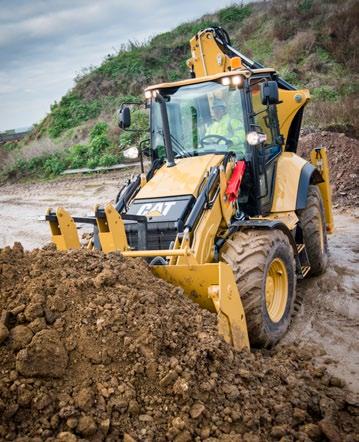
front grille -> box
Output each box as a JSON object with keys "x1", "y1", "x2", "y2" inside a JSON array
[
  {"x1": 124, "y1": 195, "x2": 196, "y2": 251},
  {"x1": 125, "y1": 222, "x2": 177, "y2": 250}
]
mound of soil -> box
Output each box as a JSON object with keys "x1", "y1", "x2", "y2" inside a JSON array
[
  {"x1": 0, "y1": 243, "x2": 358, "y2": 441},
  {"x1": 298, "y1": 131, "x2": 359, "y2": 209}
]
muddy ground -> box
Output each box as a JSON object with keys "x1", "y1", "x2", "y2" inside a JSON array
[
  {"x1": 0, "y1": 168, "x2": 358, "y2": 399},
  {"x1": 282, "y1": 212, "x2": 359, "y2": 394},
  {"x1": 0, "y1": 170, "x2": 134, "y2": 250}
]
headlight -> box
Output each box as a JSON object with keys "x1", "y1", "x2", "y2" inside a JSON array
[
  {"x1": 232, "y1": 75, "x2": 242, "y2": 86},
  {"x1": 246, "y1": 131, "x2": 267, "y2": 145}
]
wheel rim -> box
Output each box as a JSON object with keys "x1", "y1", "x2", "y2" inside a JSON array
[{"x1": 265, "y1": 257, "x2": 288, "y2": 323}]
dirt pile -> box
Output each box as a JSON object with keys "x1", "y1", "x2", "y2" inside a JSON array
[
  {"x1": 0, "y1": 244, "x2": 358, "y2": 441},
  {"x1": 298, "y1": 131, "x2": 359, "y2": 209}
]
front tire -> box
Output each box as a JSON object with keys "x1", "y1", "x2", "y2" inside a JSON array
[
  {"x1": 221, "y1": 230, "x2": 296, "y2": 348},
  {"x1": 297, "y1": 185, "x2": 328, "y2": 276}
]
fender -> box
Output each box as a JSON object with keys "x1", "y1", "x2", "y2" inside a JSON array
[
  {"x1": 271, "y1": 153, "x2": 323, "y2": 213},
  {"x1": 296, "y1": 162, "x2": 323, "y2": 209},
  {"x1": 227, "y1": 219, "x2": 298, "y2": 255},
  {"x1": 224, "y1": 218, "x2": 307, "y2": 276}
]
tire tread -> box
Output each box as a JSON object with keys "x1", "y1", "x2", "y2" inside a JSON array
[{"x1": 221, "y1": 230, "x2": 296, "y2": 347}]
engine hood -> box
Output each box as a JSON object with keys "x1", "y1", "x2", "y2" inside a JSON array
[{"x1": 135, "y1": 154, "x2": 224, "y2": 199}]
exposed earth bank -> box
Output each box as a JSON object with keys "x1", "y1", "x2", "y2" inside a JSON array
[{"x1": 297, "y1": 131, "x2": 359, "y2": 209}]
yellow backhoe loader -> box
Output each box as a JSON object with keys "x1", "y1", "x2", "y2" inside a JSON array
[{"x1": 46, "y1": 27, "x2": 333, "y2": 350}]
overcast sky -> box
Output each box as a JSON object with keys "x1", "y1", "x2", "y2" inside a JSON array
[{"x1": 0, "y1": 0, "x2": 240, "y2": 131}]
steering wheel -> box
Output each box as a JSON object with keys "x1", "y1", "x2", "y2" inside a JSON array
[{"x1": 200, "y1": 134, "x2": 233, "y2": 148}]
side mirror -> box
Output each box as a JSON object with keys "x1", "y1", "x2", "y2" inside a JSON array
[
  {"x1": 260, "y1": 81, "x2": 279, "y2": 105},
  {"x1": 118, "y1": 106, "x2": 131, "y2": 129}
]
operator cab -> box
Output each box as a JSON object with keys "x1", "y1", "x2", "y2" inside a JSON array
[
  {"x1": 140, "y1": 69, "x2": 283, "y2": 216},
  {"x1": 150, "y1": 78, "x2": 247, "y2": 160}
]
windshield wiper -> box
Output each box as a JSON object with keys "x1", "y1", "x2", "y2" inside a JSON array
[
  {"x1": 157, "y1": 129, "x2": 190, "y2": 159},
  {"x1": 170, "y1": 134, "x2": 191, "y2": 158}
]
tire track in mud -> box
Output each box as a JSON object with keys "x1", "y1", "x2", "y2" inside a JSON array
[
  {"x1": 0, "y1": 170, "x2": 135, "y2": 250},
  {"x1": 282, "y1": 212, "x2": 359, "y2": 393}
]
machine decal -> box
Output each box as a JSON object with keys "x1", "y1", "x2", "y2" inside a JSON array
[{"x1": 137, "y1": 201, "x2": 176, "y2": 217}]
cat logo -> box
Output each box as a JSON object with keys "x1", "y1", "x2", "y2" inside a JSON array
[{"x1": 137, "y1": 201, "x2": 176, "y2": 217}]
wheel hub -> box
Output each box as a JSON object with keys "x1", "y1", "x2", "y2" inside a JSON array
[{"x1": 265, "y1": 257, "x2": 288, "y2": 323}]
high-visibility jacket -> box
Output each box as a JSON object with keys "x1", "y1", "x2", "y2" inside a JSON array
[{"x1": 206, "y1": 114, "x2": 245, "y2": 148}]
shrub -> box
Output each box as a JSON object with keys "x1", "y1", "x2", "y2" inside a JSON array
[
  {"x1": 65, "y1": 121, "x2": 118, "y2": 170},
  {"x1": 298, "y1": 0, "x2": 314, "y2": 13},
  {"x1": 89, "y1": 134, "x2": 110, "y2": 156},
  {"x1": 65, "y1": 144, "x2": 88, "y2": 169},
  {"x1": 48, "y1": 94, "x2": 102, "y2": 138},
  {"x1": 312, "y1": 86, "x2": 338, "y2": 102},
  {"x1": 90, "y1": 122, "x2": 108, "y2": 139},
  {"x1": 43, "y1": 155, "x2": 67, "y2": 176},
  {"x1": 2, "y1": 142, "x2": 19, "y2": 152},
  {"x1": 98, "y1": 49, "x2": 145, "y2": 79},
  {"x1": 5, "y1": 152, "x2": 67, "y2": 179},
  {"x1": 86, "y1": 157, "x2": 100, "y2": 169},
  {"x1": 119, "y1": 130, "x2": 135, "y2": 148},
  {"x1": 218, "y1": 4, "x2": 252, "y2": 24},
  {"x1": 98, "y1": 153, "x2": 118, "y2": 167},
  {"x1": 14, "y1": 159, "x2": 28, "y2": 174},
  {"x1": 279, "y1": 67, "x2": 299, "y2": 86},
  {"x1": 320, "y1": 0, "x2": 359, "y2": 69},
  {"x1": 3, "y1": 119, "x2": 122, "y2": 180},
  {"x1": 27, "y1": 156, "x2": 46, "y2": 172}
]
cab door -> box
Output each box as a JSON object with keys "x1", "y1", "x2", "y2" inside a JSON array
[{"x1": 248, "y1": 76, "x2": 282, "y2": 215}]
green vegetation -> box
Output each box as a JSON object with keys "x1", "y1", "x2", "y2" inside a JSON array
[
  {"x1": 298, "y1": 0, "x2": 314, "y2": 13},
  {"x1": 48, "y1": 93, "x2": 102, "y2": 138},
  {"x1": 2, "y1": 142, "x2": 20, "y2": 152},
  {"x1": 2, "y1": 0, "x2": 357, "y2": 182},
  {"x1": 312, "y1": 86, "x2": 338, "y2": 102},
  {"x1": 1, "y1": 122, "x2": 125, "y2": 181},
  {"x1": 218, "y1": 4, "x2": 252, "y2": 23}
]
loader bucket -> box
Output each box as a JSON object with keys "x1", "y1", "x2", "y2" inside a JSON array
[
  {"x1": 45, "y1": 205, "x2": 250, "y2": 351},
  {"x1": 152, "y1": 262, "x2": 250, "y2": 351}
]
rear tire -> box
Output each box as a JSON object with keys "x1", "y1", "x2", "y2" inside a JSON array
[
  {"x1": 221, "y1": 230, "x2": 296, "y2": 348},
  {"x1": 297, "y1": 185, "x2": 328, "y2": 276}
]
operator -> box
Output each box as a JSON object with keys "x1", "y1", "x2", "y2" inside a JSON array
[{"x1": 205, "y1": 98, "x2": 245, "y2": 151}]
